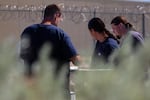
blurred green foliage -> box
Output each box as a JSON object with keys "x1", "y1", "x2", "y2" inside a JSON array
[{"x1": 0, "y1": 37, "x2": 150, "y2": 100}]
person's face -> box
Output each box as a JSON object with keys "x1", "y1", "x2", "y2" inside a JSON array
[
  {"x1": 111, "y1": 23, "x2": 123, "y2": 37},
  {"x1": 89, "y1": 29, "x2": 104, "y2": 42},
  {"x1": 52, "y1": 13, "x2": 62, "y2": 26},
  {"x1": 89, "y1": 29, "x2": 96, "y2": 39}
]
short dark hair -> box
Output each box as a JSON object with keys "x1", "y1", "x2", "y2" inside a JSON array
[{"x1": 44, "y1": 4, "x2": 61, "y2": 18}]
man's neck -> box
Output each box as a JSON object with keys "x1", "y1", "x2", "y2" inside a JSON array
[{"x1": 41, "y1": 20, "x2": 52, "y2": 25}]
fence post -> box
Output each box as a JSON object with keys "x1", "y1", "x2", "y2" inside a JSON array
[
  {"x1": 142, "y1": 13, "x2": 145, "y2": 38},
  {"x1": 93, "y1": 8, "x2": 96, "y2": 17}
]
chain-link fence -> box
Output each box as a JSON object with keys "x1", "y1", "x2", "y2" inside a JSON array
[{"x1": 0, "y1": 4, "x2": 150, "y2": 52}]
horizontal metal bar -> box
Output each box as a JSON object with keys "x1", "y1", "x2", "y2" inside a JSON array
[{"x1": 70, "y1": 66, "x2": 113, "y2": 71}]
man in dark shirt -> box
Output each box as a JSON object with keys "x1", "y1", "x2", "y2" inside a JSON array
[{"x1": 20, "y1": 4, "x2": 81, "y2": 99}]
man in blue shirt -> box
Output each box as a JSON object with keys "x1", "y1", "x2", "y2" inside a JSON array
[{"x1": 20, "y1": 4, "x2": 81, "y2": 99}]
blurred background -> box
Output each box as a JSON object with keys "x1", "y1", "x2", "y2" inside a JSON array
[
  {"x1": 0, "y1": 0, "x2": 150, "y2": 54},
  {"x1": 1, "y1": 1, "x2": 150, "y2": 100}
]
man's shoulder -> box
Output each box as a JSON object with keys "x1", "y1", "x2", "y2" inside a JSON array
[
  {"x1": 50, "y1": 25, "x2": 64, "y2": 32},
  {"x1": 23, "y1": 24, "x2": 39, "y2": 31}
]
